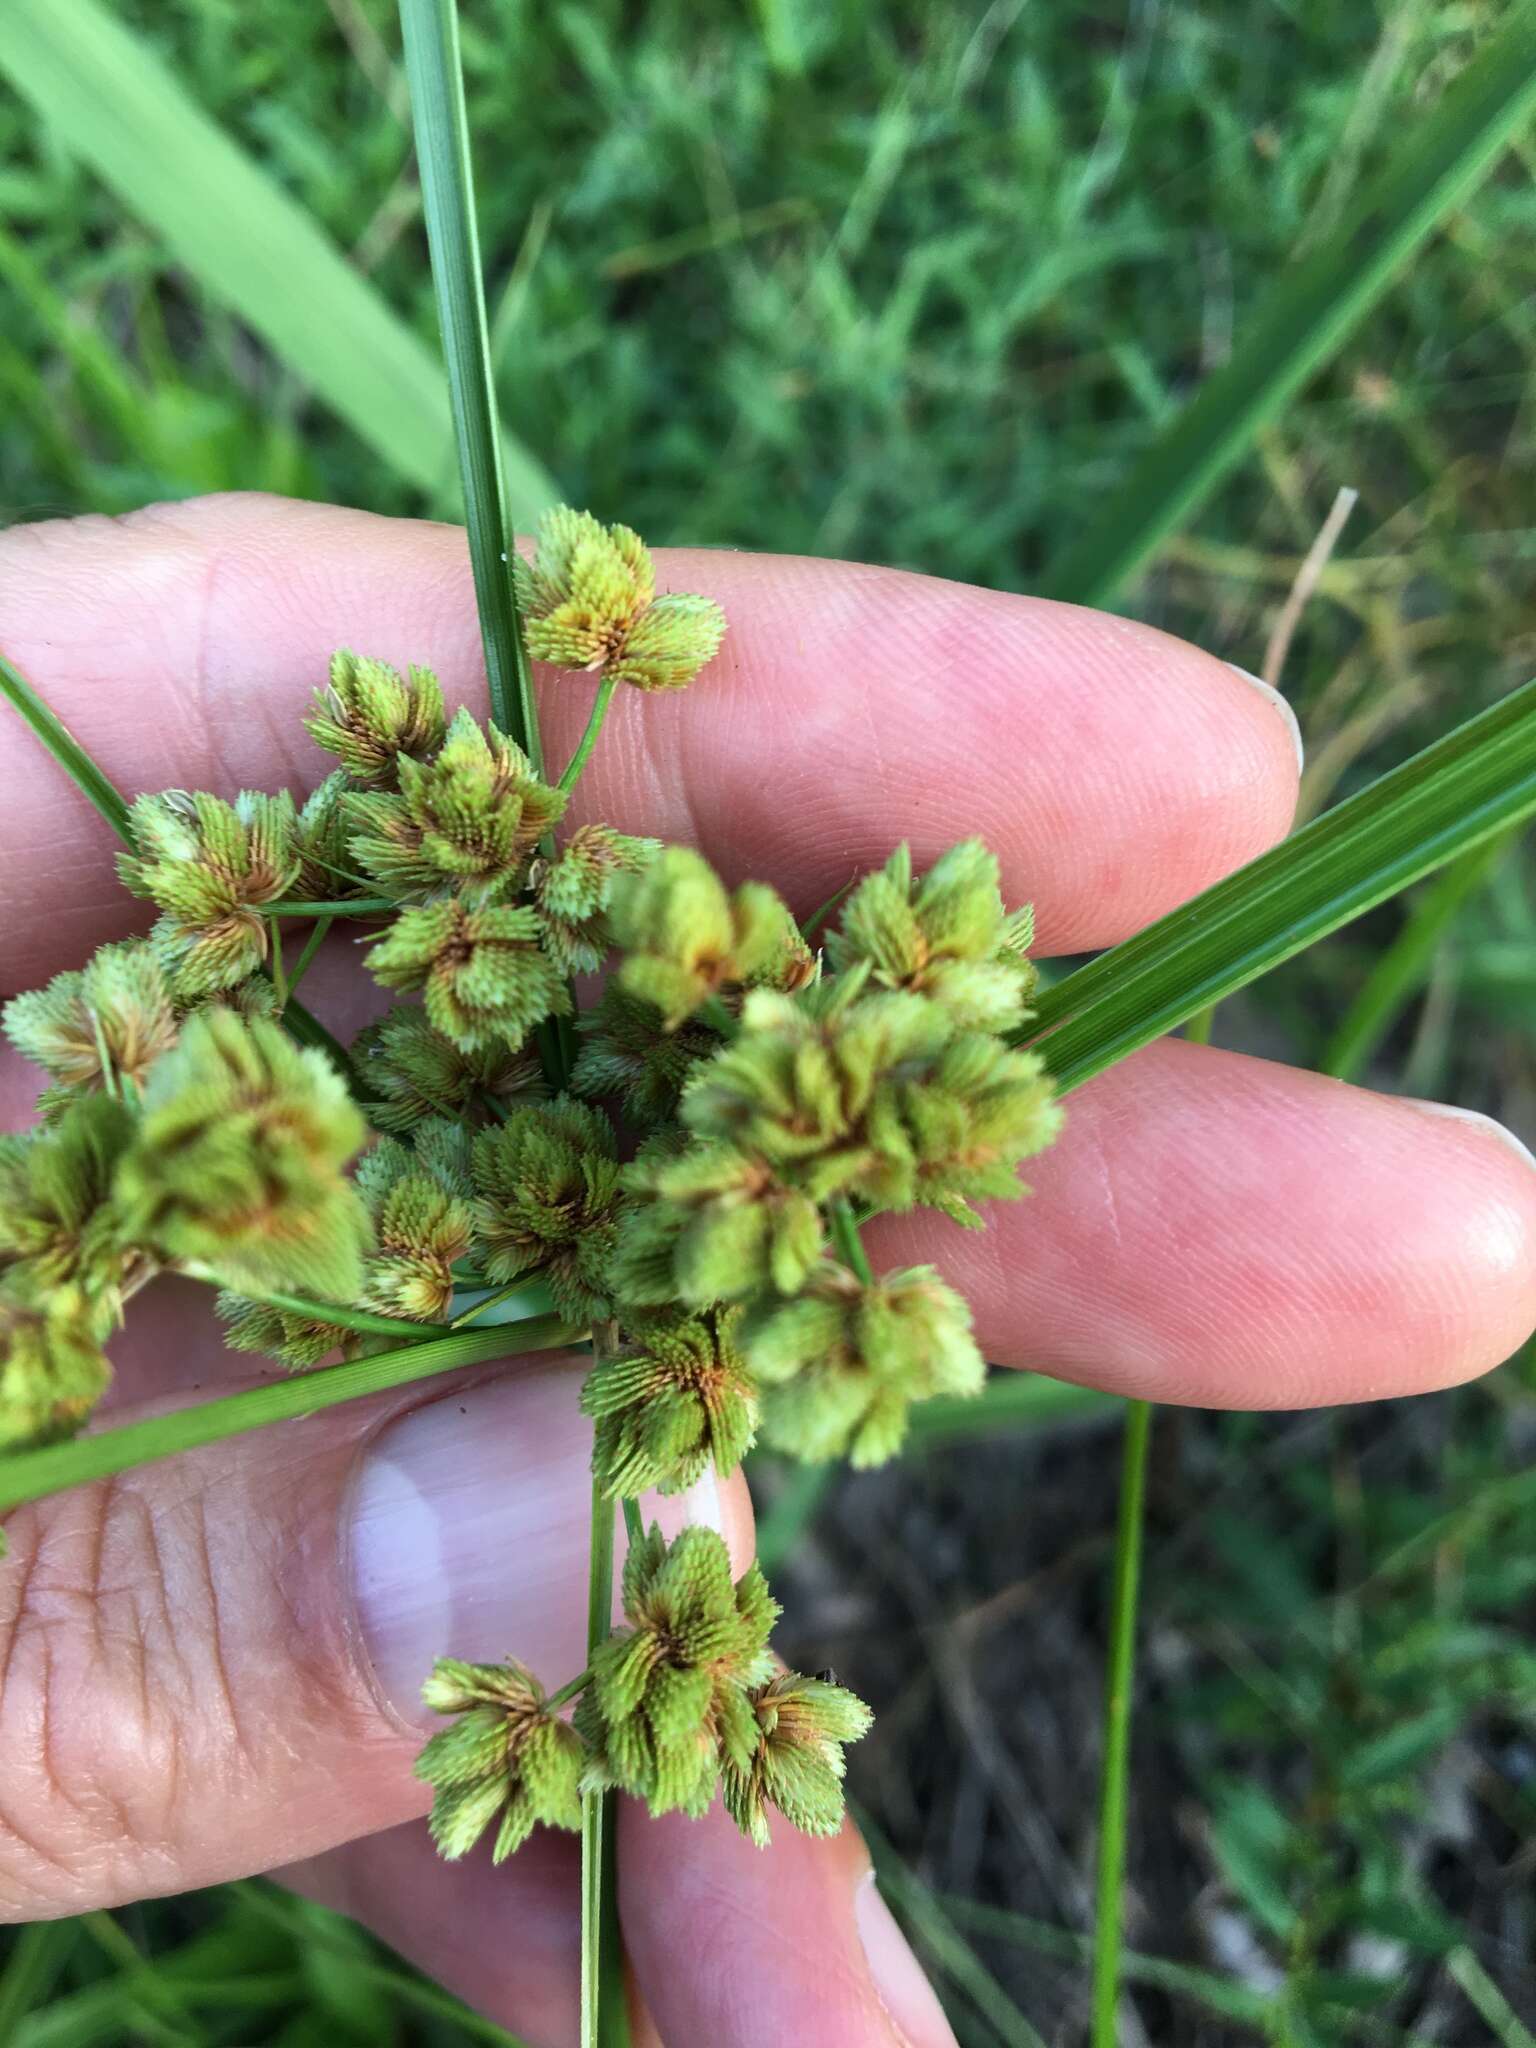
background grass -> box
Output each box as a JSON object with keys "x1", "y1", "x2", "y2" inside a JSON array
[{"x1": 3, "y1": 0, "x2": 1536, "y2": 2041}]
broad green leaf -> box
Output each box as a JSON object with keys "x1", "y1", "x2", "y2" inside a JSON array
[
  {"x1": 0, "y1": 0, "x2": 559, "y2": 523},
  {"x1": 1044, "y1": 8, "x2": 1536, "y2": 605},
  {"x1": 1027, "y1": 678, "x2": 1536, "y2": 1095}
]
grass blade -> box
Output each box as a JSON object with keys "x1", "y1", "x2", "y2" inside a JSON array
[
  {"x1": 1043, "y1": 8, "x2": 1536, "y2": 605},
  {"x1": 1026, "y1": 678, "x2": 1536, "y2": 1095},
  {"x1": 397, "y1": 0, "x2": 541, "y2": 762},
  {"x1": 0, "y1": 652, "x2": 131, "y2": 839},
  {"x1": 0, "y1": 0, "x2": 558, "y2": 523},
  {"x1": 0, "y1": 1316, "x2": 579, "y2": 1518}
]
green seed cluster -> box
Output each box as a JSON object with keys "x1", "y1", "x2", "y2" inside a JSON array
[{"x1": 0, "y1": 505, "x2": 1062, "y2": 1858}]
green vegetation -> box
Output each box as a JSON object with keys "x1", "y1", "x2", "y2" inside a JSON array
[{"x1": 2, "y1": 0, "x2": 1535, "y2": 2041}]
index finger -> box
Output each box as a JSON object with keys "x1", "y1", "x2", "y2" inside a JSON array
[{"x1": 0, "y1": 491, "x2": 1299, "y2": 990}]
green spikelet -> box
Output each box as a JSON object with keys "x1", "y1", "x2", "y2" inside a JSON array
[
  {"x1": 415, "y1": 1659, "x2": 583, "y2": 1862},
  {"x1": 365, "y1": 900, "x2": 570, "y2": 1055},
  {"x1": 345, "y1": 708, "x2": 566, "y2": 904},
  {"x1": 0, "y1": 1095, "x2": 136, "y2": 1303},
  {"x1": 117, "y1": 790, "x2": 300, "y2": 997},
  {"x1": 515, "y1": 507, "x2": 726, "y2": 692},
  {"x1": 741, "y1": 1262, "x2": 985, "y2": 1466},
  {"x1": 0, "y1": 1277, "x2": 113, "y2": 1451},
  {"x1": 533, "y1": 825, "x2": 658, "y2": 975},
  {"x1": 351, "y1": 1121, "x2": 476, "y2": 1323},
  {"x1": 611, "y1": 1140, "x2": 823, "y2": 1308},
  {"x1": 609, "y1": 846, "x2": 796, "y2": 1029},
  {"x1": 215, "y1": 1292, "x2": 363, "y2": 1370},
  {"x1": 470, "y1": 1097, "x2": 621, "y2": 1323},
  {"x1": 576, "y1": 1524, "x2": 777, "y2": 1818},
  {"x1": 3, "y1": 940, "x2": 178, "y2": 1095},
  {"x1": 570, "y1": 984, "x2": 720, "y2": 1125},
  {"x1": 303, "y1": 650, "x2": 447, "y2": 787},
  {"x1": 352, "y1": 1006, "x2": 541, "y2": 1134},
  {"x1": 826, "y1": 841, "x2": 1040, "y2": 1034},
  {"x1": 288, "y1": 770, "x2": 361, "y2": 901},
  {"x1": 582, "y1": 1309, "x2": 757, "y2": 1495},
  {"x1": 113, "y1": 1008, "x2": 371, "y2": 1299},
  {"x1": 721, "y1": 1671, "x2": 872, "y2": 1848}
]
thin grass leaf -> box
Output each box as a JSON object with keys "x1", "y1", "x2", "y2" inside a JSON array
[
  {"x1": 0, "y1": 0, "x2": 558, "y2": 522},
  {"x1": 1025, "y1": 678, "x2": 1536, "y2": 1095},
  {"x1": 397, "y1": 0, "x2": 541, "y2": 762},
  {"x1": 0, "y1": 1315, "x2": 579, "y2": 1519},
  {"x1": 1043, "y1": 8, "x2": 1536, "y2": 605},
  {"x1": 0, "y1": 1924, "x2": 78, "y2": 2040},
  {"x1": 0, "y1": 652, "x2": 131, "y2": 839}
]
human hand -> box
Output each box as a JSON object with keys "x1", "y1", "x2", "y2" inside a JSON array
[{"x1": 2, "y1": 493, "x2": 1532, "y2": 2048}]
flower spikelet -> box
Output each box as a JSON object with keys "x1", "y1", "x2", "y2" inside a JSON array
[
  {"x1": 345, "y1": 708, "x2": 566, "y2": 903},
  {"x1": 516, "y1": 508, "x2": 725, "y2": 689},
  {"x1": 470, "y1": 1097, "x2": 621, "y2": 1323},
  {"x1": 353, "y1": 1122, "x2": 476, "y2": 1323},
  {"x1": 114, "y1": 1008, "x2": 371, "y2": 1298},
  {"x1": 3, "y1": 940, "x2": 178, "y2": 1094},
  {"x1": 570, "y1": 985, "x2": 719, "y2": 1125},
  {"x1": 0, "y1": 1095, "x2": 136, "y2": 1305},
  {"x1": 304, "y1": 650, "x2": 446, "y2": 787},
  {"x1": 288, "y1": 770, "x2": 359, "y2": 901},
  {"x1": 416, "y1": 1660, "x2": 583, "y2": 1862},
  {"x1": 118, "y1": 789, "x2": 300, "y2": 996},
  {"x1": 826, "y1": 841, "x2": 1040, "y2": 1033},
  {"x1": 215, "y1": 1290, "x2": 359, "y2": 1371},
  {"x1": 722, "y1": 1672, "x2": 873, "y2": 1847},
  {"x1": 0, "y1": 1278, "x2": 112, "y2": 1451},
  {"x1": 612, "y1": 1141, "x2": 823, "y2": 1308},
  {"x1": 365, "y1": 900, "x2": 569, "y2": 1054},
  {"x1": 533, "y1": 825, "x2": 658, "y2": 975},
  {"x1": 577, "y1": 1524, "x2": 777, "y2": 1818},
  {"x1": 581, "y1": 1309, "x2": 757, "y2": 1496},
  {"x1": 742, "y1": 1262, "x2": 985, "y2": 1466},
  {"x1": 610, "y1": 846, "x2": 795, "y2": 1028},
  {"x1": 352, "y1": 1006, "x2": 541, "y2": 1134}
]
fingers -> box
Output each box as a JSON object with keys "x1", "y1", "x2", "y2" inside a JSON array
[
  {"x1": 0, "y1": 1357, "x2": 748, "y2": 1917},
  {"x1": 871, "y1": 1039, "x2": 1536, "y2": 1407},
  {"x1": 0, "y1": 492, "x2": 1300, "y2": 989},
  {"x1": 622, "y1": 1810, "x2": 956, "y2": 2048}
]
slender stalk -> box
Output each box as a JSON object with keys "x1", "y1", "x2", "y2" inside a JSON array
[
  {"x1": 268, "y1": 916, "x2": 288, "y2": 1011},
  {"x1": 828, "y1": 1198, "x2": 874, "y2": 1286},
  {"x1": 581, "y1": 1477, "x2": 629, "y2": 2048},
  {"x1": 545, "y1": 1667, "x2": 593, "y2": 1713},
  {"x1": 0, "y1": 1315, "x2": 579, "y2": 1516},
  {"x1": 397, "y1": 0, "x2": 540, "y2": 765},
  {"x1": 1090, "y1": 1398, "x2": 1153, "y2": 2048},
  {"x1": 182, "y1": 1267, "x2": 455, "y2": 1341},
  {"x1": 620, "y1": 1495, "x2": 644, "y2": 1548},
  {"x1": 282, "y1": 914, "x2": 333, "y2": 1004},
  {"x1": 558, "y1": 672, "x2": 620, "y2": 794},
  {"x1": 269, "y1": 897, "x2": 394, "y2": 918}
]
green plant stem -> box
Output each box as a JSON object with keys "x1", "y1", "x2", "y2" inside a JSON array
[
  {"x1": 1026, "y1": 676, "x2": 1536, "y2": 1096},
  {"x1": 580, "y1": 1476, "x2": 629, "y2": 2048},
  {"x1": 0, "y1": 1315, "x2": 579, "y2": 1516},
  {"x1": 558, "y1": 672, "x2": 620, "y2": 794},
  {"x1": 1090, "y1": 1398, "x2": 1152, "y2": 2048},
  {"x1": 269, "y1": 897, "x2": 394, "y2": 918},
  {"x1": 828, "y1": 1198, "x2": 874, "y2": 1286},
  {"x1": 268, "y1": 917, "x2": 288, "y2": 1010},
  {"x1": 697, "y1": 994, "x2": 740, "y2": 1040},
  {"x1": 181, "y1": 1267, "x2": 454, "y2": 1340},
  {"x1": 282, "y1": 914, "x2": 333, "y2": 1004},
  {"x1": 545, "y1": 1667, "x2": 593, "y2": 1712},
  {"x1": 449, "y1": 1275, "x2": 557, "y2": 1328},
  {"x1": 1321, "y1": 826, "x2": 1516, "y2": 1082},
  {"x1": 396, "y1": 0, "x2": 540, "y2": 764},
  {"x1": 0, "y1": 651, "x2": 132, "y2": 836},
  {"x1": 620, "y1": 1495, "x2": 644, "y2": 1547}
]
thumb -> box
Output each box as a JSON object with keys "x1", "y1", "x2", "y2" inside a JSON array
[{"x1": 0, "y1": 1353, "x2": 737, "y2": 1915}]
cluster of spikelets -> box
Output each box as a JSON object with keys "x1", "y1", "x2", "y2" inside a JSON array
[
  {"x1": 417, "y1": 1523, "x2": 872, "y2": 1859},
  {"x1": 0, "y1": 505, "x2": 1063, "y2": 1858}
]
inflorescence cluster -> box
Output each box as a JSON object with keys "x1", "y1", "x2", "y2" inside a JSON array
[{"x1": 0, "y1": 508, "x2": 1062, "y2": 1858}]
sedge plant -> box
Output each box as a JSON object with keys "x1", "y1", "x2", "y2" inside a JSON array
[{"x1": 6, "y1": 9, "x2": 1536, "y2": 2046}]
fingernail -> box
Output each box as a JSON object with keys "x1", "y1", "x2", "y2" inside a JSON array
[
  {"x1": 1223, "y1": 661, "x2": 1305, "y2": 773},
  {"x1": 855, "y1": 1872, "x2": 959, "y2": 2048},
  {"x1": 1402, "y1": 1098, "x2": 1536, "y2": 1175},
  {"x1": 346, "y1": 1370, "x2": 595, "y2": 1722}
]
